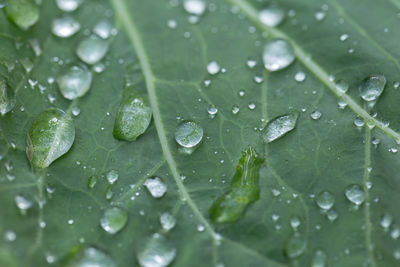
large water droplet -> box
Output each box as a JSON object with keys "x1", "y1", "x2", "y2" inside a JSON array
[
  {"x1": 113, "y1": 88, "x2": 152, "y2": 141},
  {"x1": 285, "y1": 232, "x2": 307, "y2": 259},
  {"x1": 52, "y1": 15, "x2": 81, "y2": 38},
  {"x1": 26, "y1": 108, "x2": 75, "y2": 169},
  {"x1": 137, "y1": 233, "x2": 176, "y2": 267},
  {"x1": 100, "y1": 207, "x2": 128, "y2": 234},
  {"x1": 57, "y1": 64, "x2": 92, "y2": 100},
  {"x1": 315, "y1": 191, "x2": 335, "y2": 210},
  {"x1": 262, "y1": 112, "x2": 298, "y2": 143},
  {"x1": 76, "y1": 35, "x2": 109, "y2": 65},
  {"x1": 183, "y1": 0, "x2": 206, "y2": 16},
  {"x1": 263, "y1": 39, "x2": 295, "y2": 72},
  {"x1": 66, "y1": 247, "x2": 117, "y2": 267},
  {"x1": 174, "y1": 121, "x2": 203, "y2": 148},
  {"x1": 0, "y1": 79, "x2": 16, "y2": 116},
  {"x1": 56, "y1": 0, "x2": 83, "y2": 12},
  {"x1": 144, "y1": 177, "x2": 167, "y2": 198},
  {"x1": 359, "y1": 75, "x2": 386, "y2": 102},
  {"x1": 5, "y1": 0, "x2": 39, "y2": 30},
  {"x1": 311, "y1": 250, "x2": 327, "y2": 267},
  {"x1": 210, "y1": 147, "x2": 264, "y2": 223},
  {"x1": 160, "y1": 212, "x2": 176, "y2": 231},
  {"x1": 258, "y1": 5, "x2": 284, "y2": 27},
  {"x1": 345, "y1": 184, "x2": 365, "y2": 205}
]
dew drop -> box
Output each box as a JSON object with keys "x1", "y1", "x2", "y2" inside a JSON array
[
  {"x1": 207, "y1": 104, "x2": 218, "y2": 118},
  {"x1": 316, "y1": 191, "x2": 335, "y2": 210},
  {"x1": 76, "y1": 35, "x2": 110, "y2": 65},
  {"x1": 144, "y1": 177, "x2": 167, "y2": 198},
  {"x1": 207, "y1": 61, "x2": 220, "y2": 75},
  {"x1": 183, "y1": 0, "x2": 206, "y2": 16},
  {"x1": 290, "y1": 216, "x2": 301, "y2": 230},
  {"x1": 294, "y1": 71, "x2": 306, "y2": 82},
  {"x1": 345, "y1": 184, "x2": 365, "y2": 205},
  {"x1": 285, "y1": 232, "x2": 307, "y2": 259},
  {"x1": 246, "y1": 59, "x2": 257, "y2": 69},
  {"x1": 93, "y1": 20, "x2": 113, "y2": 39},
  {"x1": 310, "y1": 110, "x2": 322, "y2": 120},
  {"x1": 262, "y1": 112, "x2": 298, "y2": 143},
  {"x1": 174, "y1": 121, "x2": 203, "y2": 148},
  {"x1": 335, "y1": 79, "x2": 349, "y2": 94},
  {"x1": 100, "y1": 207, "x2": 128, "y2": 234},
  {"x1": 5, "y1": 0, "x2": 39, "y2": 30},
  {"x1": 57, "y1": 64, "x2": 92, "y2": 100},
  {"x1": 340, "y1": 33, "x2": 349, "y2": 41},
  {"x1": 258, "y1": 5, "x2": 285, "y2": 27},
  {"x1": 137, "y1": 233, "x2": 176, "y2": 267},
  {"x1": 72, "y1": 106, "x2": 81, "y2": 117},
  {"x1": 311, "y1": 250, "x2": 327, "y2": 267},
  {"x1": 106, "y1": 170, "x2": 119, "y2": 184},
  {"x1": 314, "y1": 10, "x2": 327, "y2": 21},
  {"x1": 56, "y1": 0, "x2": 83, "y2": 12},
  {"x1": 263, "y1": 39, "x2": 295, "y2": 72},
  {"x1": 231, "y1": 105, "x2": 240, "y2": 115},
  {"x1": 354, "y1": 117, "x2": 365, "y2": 127},
  {"x1": 15, "y1": 194, "x2": 32, "y2": 214},
  {"x1": 67, "y1": 247, "x2": 117, "y2": 267},
  {"x1": 0, "y1": 79, "x2": 16, "y2": 116},
  {"x1": 327, "y1": 209, "x2": 338, "y2": 222},
  {"x1": 380, "y1": 213, "x2": 393, "y2": 228},
  {"x1": 52, "y1": 15, "x2": 81, "y2": 38},
  {"x1": 359, "y1": 74, "x2": 386, "y2": 102},
  {"x1": 160, "y1": 212, "x2": 176, "y2": 231}
]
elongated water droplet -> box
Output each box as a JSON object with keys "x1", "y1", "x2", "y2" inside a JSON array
[
  {"x1": 345, "y1": 184, "x2": 365, "y2": 205},
  {"x1": 88, "y1": 175, "x2": 98, "y2": 189},
  {"x1": 0, "y1": 79, "x2": 16, "y2": 116},
  {"x1": 66, "y1": 247, "x2": 116, "y2": 267},
  {"x1": 263, "y1": 39, "x2": 295, "y2": 72},
  {"x1": 315, "y1": 191, "x2": 334, "y2": 210},
  {"x1": 76, "y1": 35, "x2": 109, "y2": 65},
  {"x1": 311, "y1": 250, "x2": 327, "y2": 267},
  {"x1": 57, "y1": 64, "x2": 92, "y2": 100},
  {"x1": 5, "y1": 0, "x2": 39, "y2": 30},
  {"x1": 100, "y1": 207, "x2": 128, "y2": 234},
  {"x1": 106, "y1": 170, "x2": 119, "y2": 184},
  {"x1": 175, "y1": 121, "x2": 203, "y2": 148},
  {"x1": 258, "y1": 5, "x2": 284, "y2": 27},
  {"x1": 144, "y1": 177, "x2": 167, "y2": 198},
  {"x1": 210, "y1": 147, "x2": 264, "y2": 223},
  {"x1": 56, "y1": 0, "x2": 83, "y2": 12},
  {"x1": 113, "y1": 87, "x2": 152, "y2": 141},
  {"x1": 160, "y1": 212, "x2": 176, "y2": 231},
  {"x1": 93, "y1": 20, "x2": 113, "y2": 39},
  {"x1": 359, "y1": 75, "x2": 386, "y2": 102},
  {"x1": 285, "y1": 232, "x2": 307, "y2": 259},
  {"x1": 183, "y1": 0, "x2": 206, "y2": 16},
  {"x1": 52, "y1": 15, "x2": 81, "y2": 38},
  {"x1": 262, "y1": 112, "x2": 298, "y2": 143},
  {"x1": 137, "y1": 233, "x2": 176, "y2": 267},
  {"x1": 26, "y1": 108, "x2": 75, "y2": 169}
]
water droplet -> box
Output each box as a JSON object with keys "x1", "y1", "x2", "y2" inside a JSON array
[
  {"x1": 210, "y1": 147, "x2": 264, "y2": 223},
  {"x1": 231, "y1": 105, "x2": 240, "y2": 115},
  {"x1": 258, "y1": 5, "x2": 285, "y2": 27},
  {"x1": 100, "y1": 207, "x2": 128, "y2": 234},
  {"x1": 5, "y1": 0, "x2": 39, "y2": 30},
  {"x1": 207, "y1": 104, "x2": 218, "y2": 118},
  {"x1": 144, "y1": 177, "x2": 167, "y2": 198},
  {"x1": 160, "y1": 212, "x2": 176, "y2": 231},
  {"x1": 67, "y1": 247, "x2": 117, "y2": 267},
  {"x1": 263, "y1": 39, "x2": 295, "y2": 72},
  {"x1": 56, "y1": 0, "x2": 82, "y2": 12},
  {"x1": 76, "y1": 35, "x2": 110, "y2": 65},
  {"x1": 311, "y1": 250, "x2": 327, "y2": 267},
  {"x1": 253, "y1": 75, "x2": 264, "y2": 83},
  {"x1": 106, "y1": 170, "x2": 119, "y2": 184},
  {"x1": 294, "y1": 71, "x2": 306, "y2": 82},
  {"x1": 26, "y1": 108, "x2": 75, "y2": 169},
  {"x1": 290, "y1": 216, "x2": 301, "y2": 230},
  {"x1": 57, "y1": 64, "x2": 92, "y2": 100},
  {"x1": 93, "y1": 20, "x2": 113, "y2": 39},
  {"x1": 15, "y1": 194, "x2": 32, "y2": 214},
  {"x1": 207, "y1": 61, "x2": 220, "y2": 75},
  {"x1": 197, "y1": 224, "x2": 205, "y2": 232},
  {"x1": 314, "y1": 10, "x2": 327, "y2": 21},
  {"x1": 394, "y1": 248, "x2": 400, "y2": 260},
  {"x1": 354, "y1": 117, "x2": 365, "y2": 127},
  {"x1": 248, "y1": 103, "x2": 256, "y2": 110},
  {"x1": 310, "y1": 110, "x2": 322, "y2": 120},
  {"x1": 335, "y1": 79, "x2": 349, "y2": 94},
  {"x1": 359, "y1": 74, "x2": 386, "y2": 102},
  {"x1": 285, "y1": 232, "x2": 307, "y2": 259},
  {"x1": 72, "y1": 106, "x2": 81, "y2": 116},
  {"x1": 4, "y1": 230, "x2": 16, "y2": 242},
  {"x1": 315, "y1": 191, "x2": 335, "y2": 210},
  {"x1": 380, "y1": 213, "x2": 393, "y2": 228},
  {"x1": 262, "y1": 112, "x2": 298, "y2": 143},
  {"x1": 52, "y1": 15, "x2": 81, "y2": 38},
  {"x1": 0, "y1": 79, "x2": 16, "y2": 116},
  {"x1": 167, "y1": 19, "x2": 177, "y2": 29},
  {"x1": 105, "y1": 186, "x2": 113, "y2": 200},
  {"x1": 174, "y1": 121, "x2": 203, "y2": 148},
  {"x1": 88, "y1": 175, "x2": 98, "y2": 189},
  {"x1": 246, "y1": 59, "x2": 257, "y2": 69},
  {"x1": 21, "y1": 57, "x2": 33, "y2": 73},
  {"x1": 137, "y1": 233, "x2": 176, "y2": 267},
  {"x1": 183, "y1": 0, "x2": 206, "y2": 16},
  {"x1": 345, "y1": 184, "x2": 365, "y2": 205},
  {"x1": 340, "y1": 33, "x2": 349, "y2": 41},
  {"x1": 391, "y1": 225, "x2": 400, "y2": 239}
]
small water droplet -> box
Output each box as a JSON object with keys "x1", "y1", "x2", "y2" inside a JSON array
[
  {"x1": 76, "y1": 35, "x2": 110, "y2": 65},
  {"x1": 100, "y1": 207, "x2": 128, "y2": 234},
  {"x1": 4, "y1": 230, "x2": 16, "y2": 242},
  {"x1": 106, "y1": 170, "x2": 119, "y2": 184},
  {"x1": 207, "y1": 104, "x2": 218, "y2": 118},
  {"x1": 290, "y1": 216, "x2": 301, "y2": 230},
  {"x1": 183, "y1": 0, "x2": 206, "y2": 16},
  {"x1": 345, "y1": 184, "x2": 365, "y2": 205},
  {"x1": 231, "y1": 105, "x2": 240, "y2": 115},
  {"x1": 246, "y1": 59, "x2": 257, "y2": 69},
  {"x1": 57, "y1": 64, "x2": 92, "y2": 100},
  {"x1": 93, "y1": 19, "x2": 113, "y2": 39},
  {"x1": 340, "y1": 33, "x2": 349, "y2": 41},
  {"x1": 262, "y1": 112, "x2": 298, "y2": 143},
  {"x1": 335, "y1": 79, "x2": 349, "y2": 94},
  {"x1": 316, "y1": 191, "x2": 335, "y2": 210},
  {"x1": 326, "y1": 209, "x2": 338, "y2": 222},
  {"x1": 359, "y1": 74, "x2": 386, "y2": 102},
  {"x1": 197, "y1": 224, "x2": 205, "y2": 232},
  {"x1": 15, "y1": 194, "x2": 32, "y2": 214},
  {"x1": 258, "y1": 5, "x2": 285, "y2": 27},
  {"x1": 144, "y1": 177, "x2": 167, "y2": 198},
  {"x1": 52, "y1": 15, "x2": 81, "y2": 38},
  {"x1": 263, "y1": 39, "x2": 295, "y2": 72},
  {"x1": 207, "y1": 61, "x2": 220, "y2": 75},
  {"x1": 159, "y1": 212, "x2": 176, "y2": 231},
  {"x1": 354, "y1": 117, "x2": 365, "y2": 127},
  {"x1": 310, "y1": 110, "x2": 322, "y2": 120},
  {"x1": 314, "y1": 10, "x2": 327, "y2": 21},
  {"x1": 67, "y1": 247, "x2": 117, "y2": 267},
  {"x1": 56, "y1": 0, "x2": 83, "y2": 12},
  {"x1": 294, "y1": 71, "x2": 306, "y2": 82},
  {"x1": 248, "y1": 103, "x2": 256, "y2": 110},
  {"x1": 137, "y1": 233, "x2": 176, "y2": 267},
  {"x1": 311, "y1": 250, "x2": 327, "y2": 267},
  {"x1": 285, "y1": 232, "x2": 307, "y2": 259},
  {"x1": 380, "y1": 213, "x2": 393, "y2": 228},
  {"x1": 0, "y1": 79, "x2": 16, "y2": 116},
  {"x1": 175, "y1": 121, "x2": 203, "y2": 148}
]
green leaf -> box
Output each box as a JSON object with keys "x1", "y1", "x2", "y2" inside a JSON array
[{"x1": 2, "y1": 0, "x2": 400, "y2": 266}]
